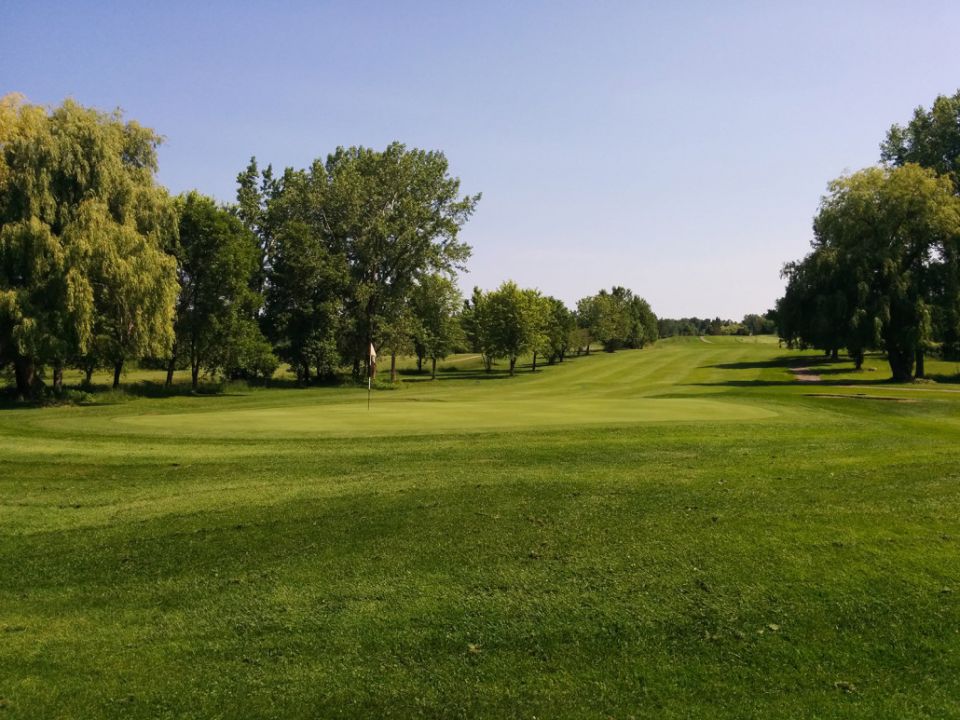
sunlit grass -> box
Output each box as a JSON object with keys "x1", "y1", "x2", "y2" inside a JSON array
[{"x1": 1, "y1": 338, "x2": 959, "y2": 718}]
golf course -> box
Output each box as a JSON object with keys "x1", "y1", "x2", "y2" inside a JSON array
[{"x1": 2, "y1": 336, "x2": 959, "y2": 718}]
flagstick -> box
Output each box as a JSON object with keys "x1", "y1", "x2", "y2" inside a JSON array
[{"x1": 367, "y1": 341, "x2": 377, "y2": 411}]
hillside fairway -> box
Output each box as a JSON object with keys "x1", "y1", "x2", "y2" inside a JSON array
[{"x1": 2, "y1": 337, "x2": 960, "y2": 718}]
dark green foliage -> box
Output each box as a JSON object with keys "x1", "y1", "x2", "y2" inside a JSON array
[
  {"x1": 779, "y1": 165, "x2": 960, "y2": 380},
  {"x1": 658, "y1": 317, "x2": 762, "y2": 337},
  {"x1": 171, "y1": 192, "x2": 275, "y2": 389},
  {"x1": 264, "y1": 221, "x2": 346, "y2": 383},
  {"x1": 246, "y1": 143, "x2": 479, "y2": 380},
  {"x1": 882, "y1": 91, "x2": 960, "y2": 358}
]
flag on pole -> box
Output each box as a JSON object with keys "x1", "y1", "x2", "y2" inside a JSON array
[{"x1": 367, "y1": 342, "x2": 376, "y2": 410}]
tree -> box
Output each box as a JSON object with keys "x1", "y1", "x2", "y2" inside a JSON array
[
  {"x1": 170, "y1": 192, "x2": 274, "y2": 390},
  {"x1": 742, "y1": 313, "x2": 776, "y2": 336},
  {"x1": 235, "y1": 157, "x2": 278, "y2": 295},
  {"x1": 882, "y1": 92, "x2": 960, "y2": 188},
  {"x1": 264, "y1": 220, "x2": 347, "y2": 384},
  {"x1": 882, "y1": 92, "x2": 960, "y2": 358},
  {"x1": 625, "y1": 295, "x2": 658, "y2": 348},
  {"x1": 777, "y1": 247, "x2": 864, "y2": 362},
  {"x1": 483, "y1": 281, "x2": 544, "y2": 376},
  {"x1": 0, "y1": 95, "x2": 177, "y2": 395},
  {"x1": 576, "y1": 287, "x2": 656, "y2": 352},
  {"x1": 524, "y1": 289, "x2": 548, "y2": 372},
  {"x1": 319, "y1": 144, "x2": 479, "y2": 377},
  {"x1": 784, "y1": 164, "x2": 960, "y2": 381},
  {"x1": 462, "y1": 286, "x2": 496, "y2": 371},
  {"x1": 540, "y1": 296, "x2": 576, "y2": 364},
  {"x1": 411, "y1": 274, "x2": 463, "y2": 379},
  {"x1": 379, "y1": 300, "x2": 417, "y2": 383},
  {"x1": 575, "y1": 296, "x2": 599, "y2": 354}
]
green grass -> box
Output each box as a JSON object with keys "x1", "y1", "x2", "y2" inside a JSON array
[{"x1": 2, "y1": 337, "x2": 960, "y2": 718}]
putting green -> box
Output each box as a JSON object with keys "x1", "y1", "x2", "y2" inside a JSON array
[{"x1": 116, "y1": 396, "x2": 777, "y2": 438}]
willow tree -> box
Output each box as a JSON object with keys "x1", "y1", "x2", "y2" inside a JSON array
[
  {"x1": 0, "y1": 95, "x2": 177, "y2": 395},
  {"x1": 810, "y1": 164, "x2": 960, "y2": 381}
]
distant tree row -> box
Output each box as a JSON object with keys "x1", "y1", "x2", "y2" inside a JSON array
[
  {"x1": 658, "y1": 313, "x2": 776, "y2": 338},
  {"x1": 777, "y1": 91, "x2": 960, "y2": 381},
  {"x1": 0, "y1": 96, "x2": 658, "y2": 397}
]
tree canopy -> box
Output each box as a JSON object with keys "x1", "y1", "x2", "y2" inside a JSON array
[
  {"x1": 0, "y1": 95, "x2": 177, "y2": 395},
  {"x1": 171, "y1": 192, "x2": 275, "y2": 389},
  {"x1": 779, "y1": 164, "x2": 960, "y2": 380},
  {"x1": 1, "y1": 95, "x2": 668, "y2": 397}
]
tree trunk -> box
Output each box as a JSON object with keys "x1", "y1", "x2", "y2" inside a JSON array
[
  {"x1": 84, "y1": 365, "x2": 94, "y2": 386},
  {"x1": 417, "y1": 354, "x2": 423, "y2": 373},
  {"x1": 887, "y1": 347, "x2": 914, "y2": 383},
  {"x1": 585, "y1": 343, "x2": 591, "y2": 356},
  {"x1": 532, "y1": 351, "x2": 537, "y2": 372},
  {"x1": 14, "y1": 357, "x2": 36, "y2": 398},
  {"x1": 352, "y1": 356, "x2": 361, "y2": 379},
  {"x1": 113, "y1": 359, "x2": 124, "y2": 389},
  {"x1": 391, "y1": 353, "x2": 397, "y2": 383},
  {"x1": 166, "y1": 357, "x2": 176, "y2": 387},
  {"x1": 915, "y1": 348, "x2": 925, "y2": 379},
  {"x1": 53, "y1": 361, "x2": 63, "y2": 393},
  {"x1": 830, "y1": 347, "x2": 839, "y2": 361},
  {"x1": 509, "y1": 357, "x2": 516, "y2": 376},
  {"x1": 191, "y1": 361, "x2": 199, "y2": 390},
  {"x1": 853, "y1": 349, "x2": 864, "y2": 371},
  {"x1": 431, "y1": 356, "x2": 437, "y2": 380}
]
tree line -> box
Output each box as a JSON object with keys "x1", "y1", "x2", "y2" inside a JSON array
[
  {"x1": 777, "y1": 91, "x2": 960, "y2": 381},
  {"x1": 0, "y1": 95, "x2": 658, "y2": 398},
  {"x1": 657, "y1": 313, "x2": 776, "y2": 338}
]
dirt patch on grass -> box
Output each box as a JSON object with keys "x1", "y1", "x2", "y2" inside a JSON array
[{"x1": 790, "y1": 367, "x2": 821, "y2": 382}]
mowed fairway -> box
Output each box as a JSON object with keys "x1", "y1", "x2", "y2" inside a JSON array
[{"x1": 2, "y1": 337, "x2": 960, "y2": 718}]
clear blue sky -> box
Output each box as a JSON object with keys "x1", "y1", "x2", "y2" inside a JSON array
[{"x1": 3, "y1": 1, "x2": 958, "y2": 318}]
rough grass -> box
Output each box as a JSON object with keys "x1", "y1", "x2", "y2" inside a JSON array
[{"x1": 1, "y1": 337, "x2": 959, "y2": 718}]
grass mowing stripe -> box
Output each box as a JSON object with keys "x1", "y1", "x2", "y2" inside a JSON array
[{"x1": 1, "y1": 337, "x2": 959, "y2": 718}]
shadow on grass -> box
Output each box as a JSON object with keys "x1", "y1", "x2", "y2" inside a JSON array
[
  {"x1": 927, "y1": 372, "x2": 960, "y2": 384},
  {"x1": 115, "y1": 382, "x2": 250, "y2": 400},
  {"x1": 703, "y1": 355, "x2": 837, "y2": 371},
  {"x1": 398, "y1": 368, "x2": 513, "y2": 383},
  {"x1": 396, "y1": 353, "x2": 595, "y2": 383},
  {"x1": 0, "y1": 381, "x2": 248, "y2": 409},
  {"x1": 690, "y1": 378, "x2": 893, "y2": 389}
]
